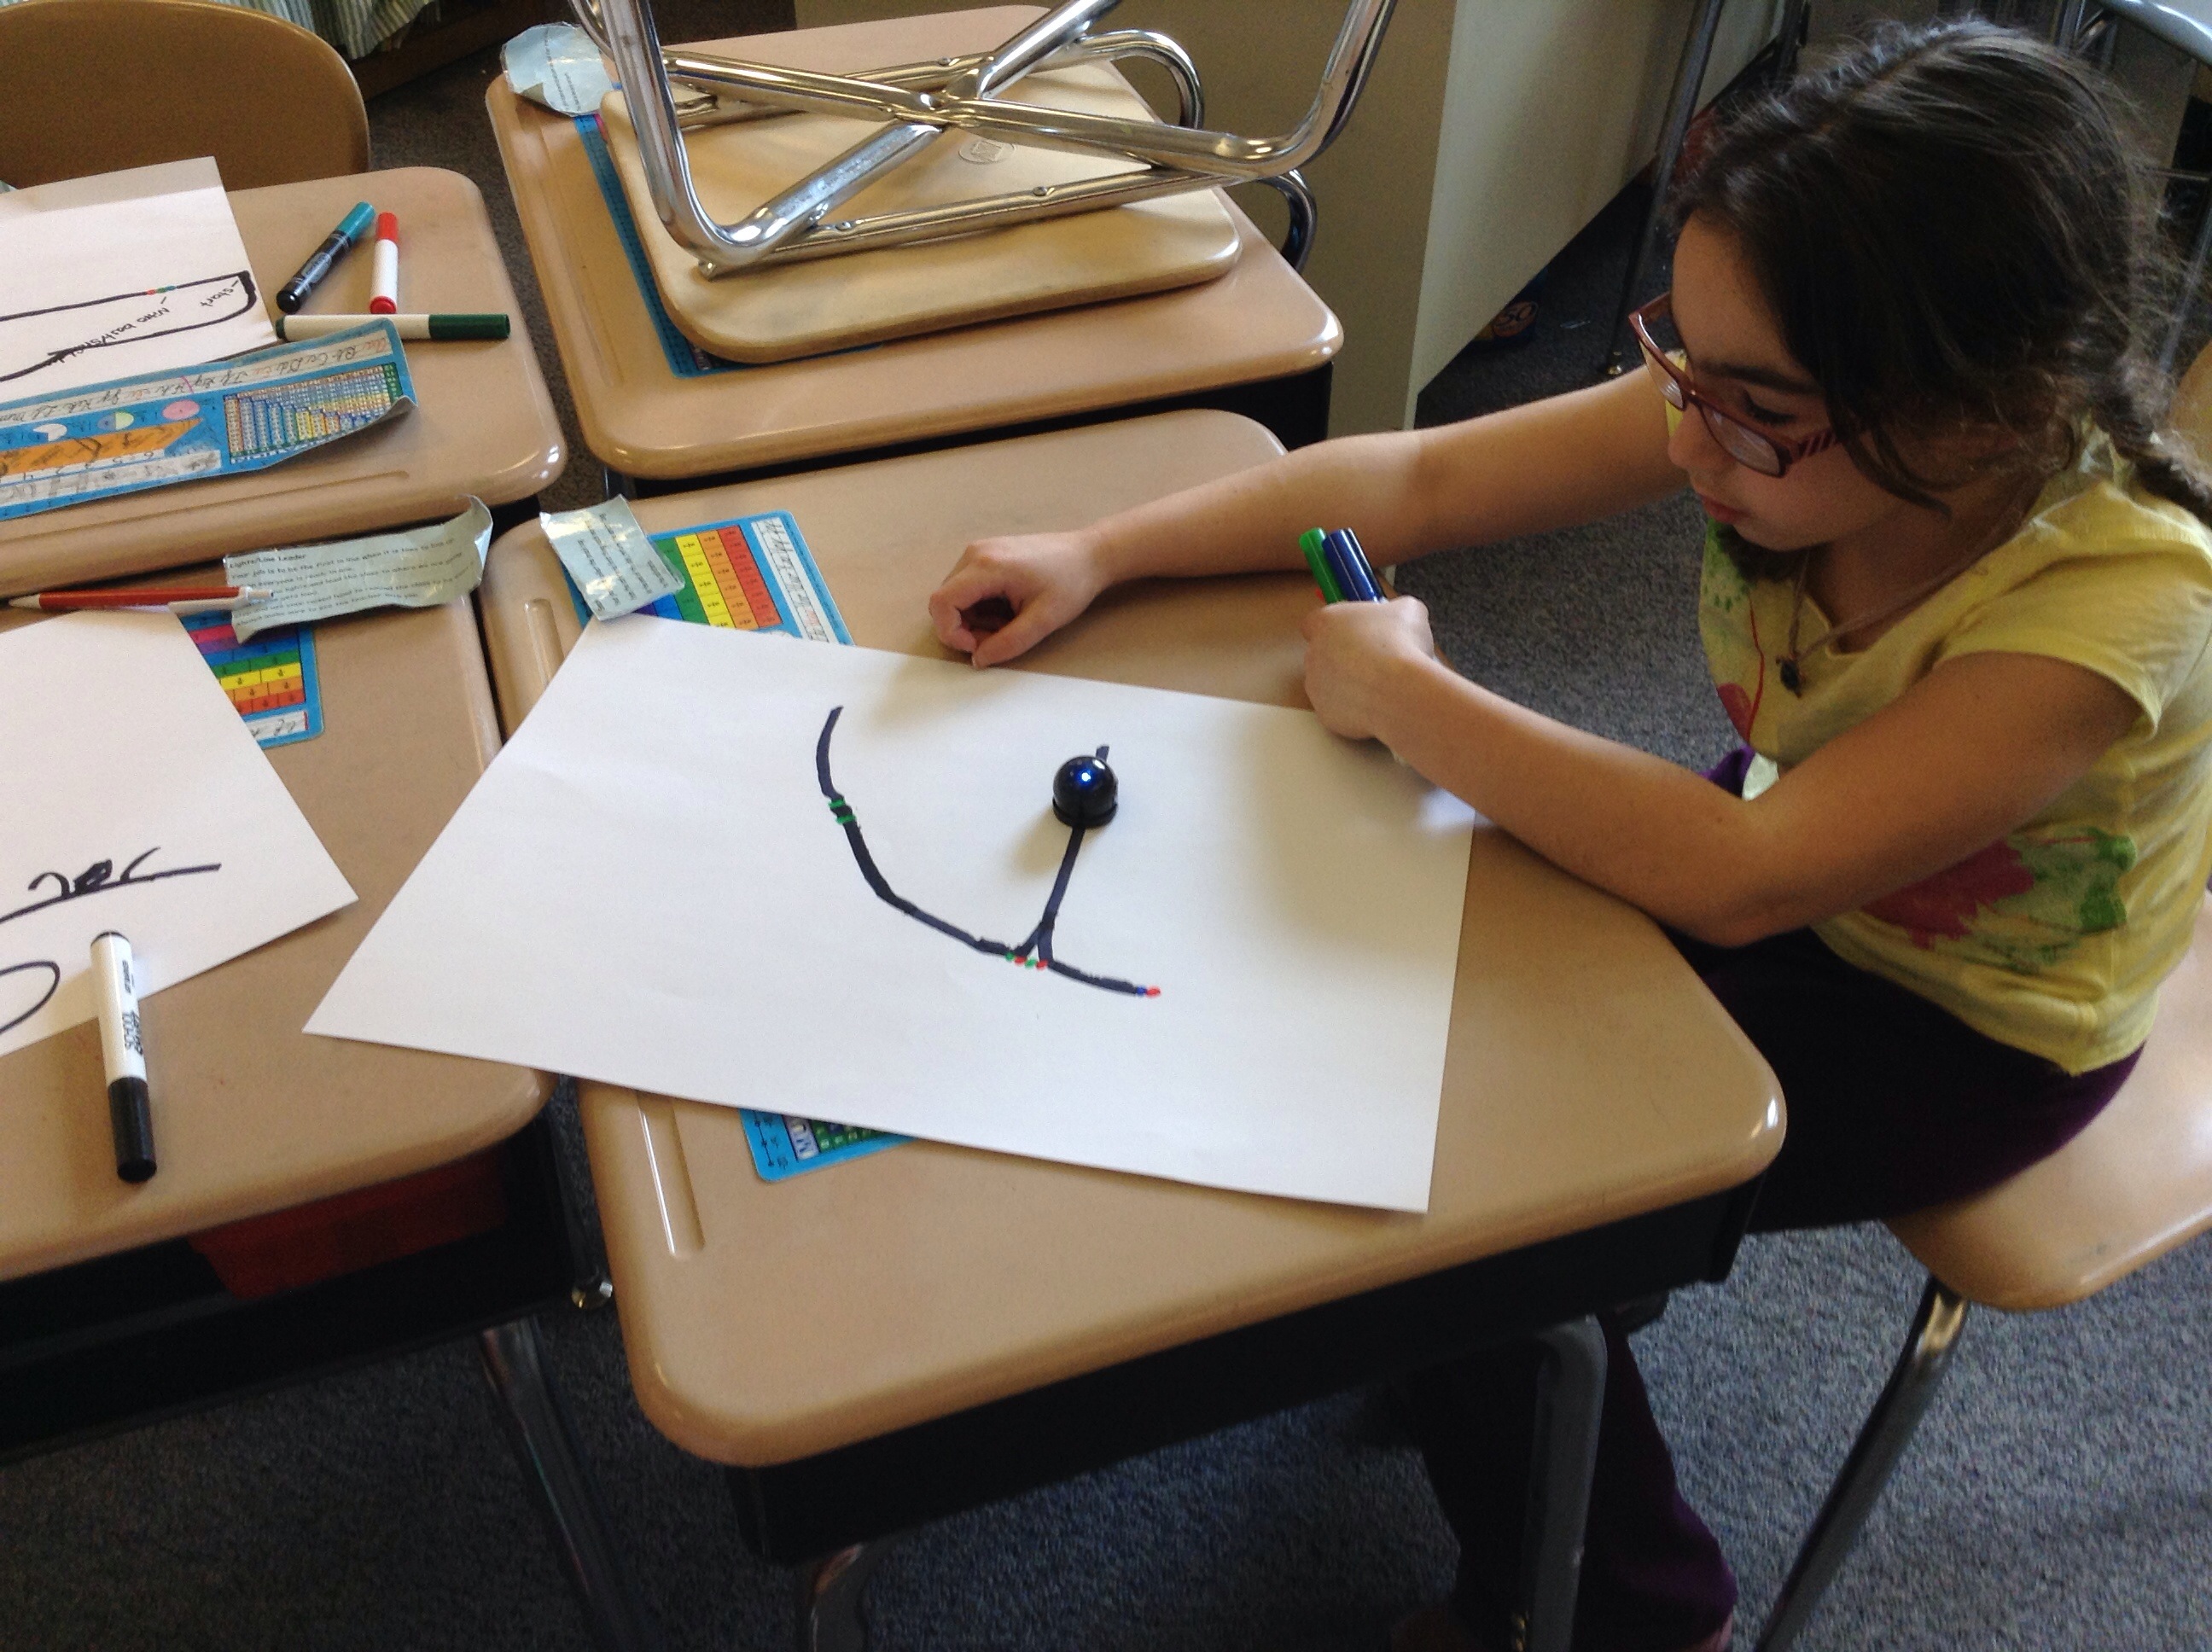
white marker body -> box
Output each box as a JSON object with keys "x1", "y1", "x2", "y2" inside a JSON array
[
  {"x1": 370, "y1": 236, "x2": 399, "y2": 315},
  {"x1": 90, "y1": 932, "x2": 144, "y2": 1086}
]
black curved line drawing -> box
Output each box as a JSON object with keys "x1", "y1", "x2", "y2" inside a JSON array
[
  {"x1": 0, "y1": 846, "x2": 223, "y2": 930},
  {"x1": 0, "y1": 959, "x2": 61, "y2": 1037},
  {"x1": 814, "y1": 706, "x2": 1158, "y2": 998},
  {"x1": 0, "y1": 848, "x2": 223, "y2": 1038},
  {"x1": 0, "y1": 270, "x2": 260, "y2": 386}
]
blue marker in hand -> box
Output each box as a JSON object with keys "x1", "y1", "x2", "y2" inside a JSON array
[{"x1": 1320, "y1": 527, "x2": 1384, "y2": 602}]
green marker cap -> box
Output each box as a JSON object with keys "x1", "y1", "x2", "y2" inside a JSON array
[
  {"x1": 1298, "y1": 526, "x2": 1343, "y2": 602},
  {"x1": 426, "y1": 313, "x2": 511, "y2": 340}
]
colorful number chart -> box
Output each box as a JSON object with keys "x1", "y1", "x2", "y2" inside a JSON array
[
  {"x1": 742, "y1": 1110, "x2": 905, "y2": 1183},
  {"x1": 563, "y1": 510, "x2": 852, "y2": 646},
  {"x1": 562, "y1": 509, "x2": 892, "y2": 1181},
  {"x1": 224, "y1": 360, "x2": 407, "y2": 460},
  {"x1": 182, "y1": 611, "x2": 324, "y2": 748},
  {"x1": 0, "y1": 323, "x2": 416, "y2": 521}
]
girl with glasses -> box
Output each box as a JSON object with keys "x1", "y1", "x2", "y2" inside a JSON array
[{"x1": 928, "y1": 21, "x2": 2212, "y2": 1651}]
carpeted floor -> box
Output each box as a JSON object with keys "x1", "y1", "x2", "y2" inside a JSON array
[{"x1": 3, "y1": 15, "x2": 2209, "y2": 1651}]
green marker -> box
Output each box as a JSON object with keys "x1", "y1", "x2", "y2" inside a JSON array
[
  {"x1": 1298, "y1": 526, "x2": 1344, "y2": 602},
  {"x1": 273, "y1": 312, "x2": 511, "y2": 341}
]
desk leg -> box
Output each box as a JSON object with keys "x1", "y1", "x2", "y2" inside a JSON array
[
  {"x1": 797, "y1": 1539, "x2": 898, "y2": 1652},
  {"x1": 479, "y1": 1317, "x2": 665, "y2": 1652},
  {"x1": 1517, "y1": 1316, "x2": 1607, "y2": 1652}
]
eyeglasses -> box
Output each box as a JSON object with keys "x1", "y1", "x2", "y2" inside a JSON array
[{"x1": 1630, "y1": 294, "x2": 1839, "y2": 478}]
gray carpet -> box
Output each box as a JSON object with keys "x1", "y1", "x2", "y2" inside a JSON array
[{"x1": 3, "y1": 18, "x2": 2209, "y2": 1651}]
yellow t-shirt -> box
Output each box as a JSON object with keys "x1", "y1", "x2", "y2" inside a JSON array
[{"x1": 1697, "y1": 433, "x2": 2212, "y2": 1073}]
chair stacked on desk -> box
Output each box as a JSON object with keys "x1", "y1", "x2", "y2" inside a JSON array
[{"x1": 486, "y1": 3, "x2": 1348, "y2": 496}]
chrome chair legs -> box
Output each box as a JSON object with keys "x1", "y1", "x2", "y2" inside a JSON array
[
  {"x1": 1754, "y1": 1279, "x2": 1971, "y2": 1652},
  {"x1": 572, "y1": 0, "x2": 1392, "y2": 276},
  {"x1": 479, "y1": 1316, "x2": 666, "y2": 1652}
]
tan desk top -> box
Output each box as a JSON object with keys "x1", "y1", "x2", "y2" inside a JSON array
[
  {"x1": 476, "y1": 410, "x2": 1782, "y2": 1465},
  {"x1": 0, "y1": 167, "x2": 565, "y2": 596},
  {"x1": 484, "y1": 8, "x2": 1341, "y2": 481},
  {"x1": 0, "y1": 585, "x2": 550, "y2": 1282}
]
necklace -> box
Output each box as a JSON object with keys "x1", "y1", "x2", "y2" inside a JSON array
[
  {"x1": 1775, "y1": 486, "x2": 2037, "y2": 693},
  {"x1": 1777, "y1": 548, "x2": 1979, "y2": 691}
]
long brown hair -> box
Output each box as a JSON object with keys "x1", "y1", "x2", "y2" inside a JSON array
[{"x1": 1671, "y1": 20, "x2": 2212, "y2": 561}]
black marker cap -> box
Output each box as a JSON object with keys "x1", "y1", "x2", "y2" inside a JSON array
[{"x1": 109, "y1": 1076, "x2": 155, "y2": 1184}]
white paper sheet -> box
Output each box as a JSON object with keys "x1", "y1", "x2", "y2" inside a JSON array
[
  {"x1": 0, "y1": 159, "x2": 280, "y2": 400},
  {"x1": 308, "y1": 620, "x2": 1475, "y2": 1210},
  {"x1": 0, "y1": 613, "x2": 357, "y2": 1059}
]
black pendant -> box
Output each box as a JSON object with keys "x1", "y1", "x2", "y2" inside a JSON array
[{"x1": 1778, "y1": 657, "x2": 1802, "y2": 694}]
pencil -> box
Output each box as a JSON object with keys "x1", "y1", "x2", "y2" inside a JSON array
[{"x1": 9, "y1": 587, "x2": 272, "y2": 613}]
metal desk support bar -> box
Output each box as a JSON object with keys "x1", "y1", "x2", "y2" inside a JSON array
[
  {"x1": 570, "y1": 0, "x2": 1390, "y2": 276},
  {"x1": 1520, "y1": 1317, "x2": 1607, "y2": 1652}
]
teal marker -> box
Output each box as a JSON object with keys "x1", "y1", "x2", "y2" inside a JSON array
[
  {"x1": 1298, "y1": 526, "x2": 1345, "y2": 602},
  {"x1": 276, "y1": 201, "x2": 375, "y2": 313}
]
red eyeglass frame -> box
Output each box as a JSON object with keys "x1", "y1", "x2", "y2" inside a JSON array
[{"x1": 1631, "y1": 293, "x2": 1839, "y2": 478}]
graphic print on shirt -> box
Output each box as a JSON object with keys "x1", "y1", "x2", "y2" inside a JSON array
[{"x1": 1863, "y1": 826, "x2": 2133, "y2": 971}]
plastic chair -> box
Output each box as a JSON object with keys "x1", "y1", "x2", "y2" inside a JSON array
[
  {"x1": 1752, "y1": 887, "x2": 2212, "y2": 1649},
  {"x1": 0, "y1": 0, "x2": 369, "y2": 191}
]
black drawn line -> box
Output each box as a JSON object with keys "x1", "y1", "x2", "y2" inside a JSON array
[
  {"x1": 0, "y1": 271, "x2": 259, "y2": 386},
  {"x1": 814, "y1": 706, "x2": 1157, "y2": 998},
  {"x1": 0, "y1": 846, "x2": 222, "y2": 929},
  {"x1": 0, "y1": 959, "x2": 61, "y2": 1037}
]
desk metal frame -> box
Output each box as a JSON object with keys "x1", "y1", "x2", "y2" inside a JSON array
[{"x1": 746, "y1": 1187, "x2": 1757, "y2": 1652}]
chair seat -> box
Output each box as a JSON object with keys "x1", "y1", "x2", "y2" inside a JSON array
[{"x1": 1889, "y1": 896, "x2": 2212, "y2": 1312}]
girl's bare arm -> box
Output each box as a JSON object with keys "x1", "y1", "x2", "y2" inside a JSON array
[{"x1": 931, "y1": 369, "x2": 1683, "y2": 665}]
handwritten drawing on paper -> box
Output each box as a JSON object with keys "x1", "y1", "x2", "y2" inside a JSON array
[
  {"x1": 0, "y1": 849, "x2": 223, "y2": 1037},
  {"x1": 0, "y1": 159, "x2": 278, "y2": 399},
  {"x1": 307, "y1": 622, "x2": 1476, "y2": 1211},
  {"x1": 0, "y1": 613, "x2": 356, "y2": 1063},
  {"x1": 0, "y1": 270, "x2": 260, "y2": 389}
]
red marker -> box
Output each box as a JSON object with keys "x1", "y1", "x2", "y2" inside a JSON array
[{"x1": 369, "y1": 212, "x2": 399, "y2": 315}]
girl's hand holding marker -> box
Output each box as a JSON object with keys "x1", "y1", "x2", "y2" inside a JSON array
[{"x1": 928, "y1": 22, "x2": 2212, "y2": 1647}]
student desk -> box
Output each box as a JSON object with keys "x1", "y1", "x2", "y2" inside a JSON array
[
  {"x1": 0, "y1": 166, "x2": 564, "y2": 594},
  {"x1": 476, "y1": 410, "x2": 1784, "y2": 1649},
  {"x1": 0, "y1": 593, "x2": 543, "y2": 1280},
  {"x1": 0, "y1": 593, "x2": 655, "y2": 1649},
  {"x1": 482, "y1": 9, "x2": 1342, "y2": 490}
]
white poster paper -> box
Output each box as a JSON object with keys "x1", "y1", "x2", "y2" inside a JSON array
[
  {"x1": 0, "y1": 613, "x2": 357, "y2": 1059},
  {"x1": 0, "y1": 158, "x2": 280, "y2": 400},
  {"x1": 308, "y1": 620, "x2": 1475, "y2": 1210}
]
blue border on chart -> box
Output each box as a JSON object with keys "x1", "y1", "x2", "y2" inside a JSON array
[{"x1": 573, "y1": 114, "x2": 746, "y2": 378}]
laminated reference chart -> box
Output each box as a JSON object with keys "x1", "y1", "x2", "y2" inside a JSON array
[{"x1": 0, "y1": 321, "x2": 415, "y2": 521}]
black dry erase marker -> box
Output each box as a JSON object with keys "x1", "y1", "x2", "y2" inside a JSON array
[
  {"x1": 276, "y1": 201, "x2": 375, "y2": 313},
  {"x1": 90, "y1": 932, "x2": 155, "y2": 1183}
]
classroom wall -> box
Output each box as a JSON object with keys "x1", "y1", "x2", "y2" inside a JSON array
[
  {"x1": 1410, "y1": 0, "x2": 1777, "y2": 405},
  {"x1": 790, "y1": 0, "x2": 1775, "y2": 436}
]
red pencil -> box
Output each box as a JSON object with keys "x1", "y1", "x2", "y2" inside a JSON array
[{"x1": 8, "y1": 586, "x2": 272, "y2": 614}]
